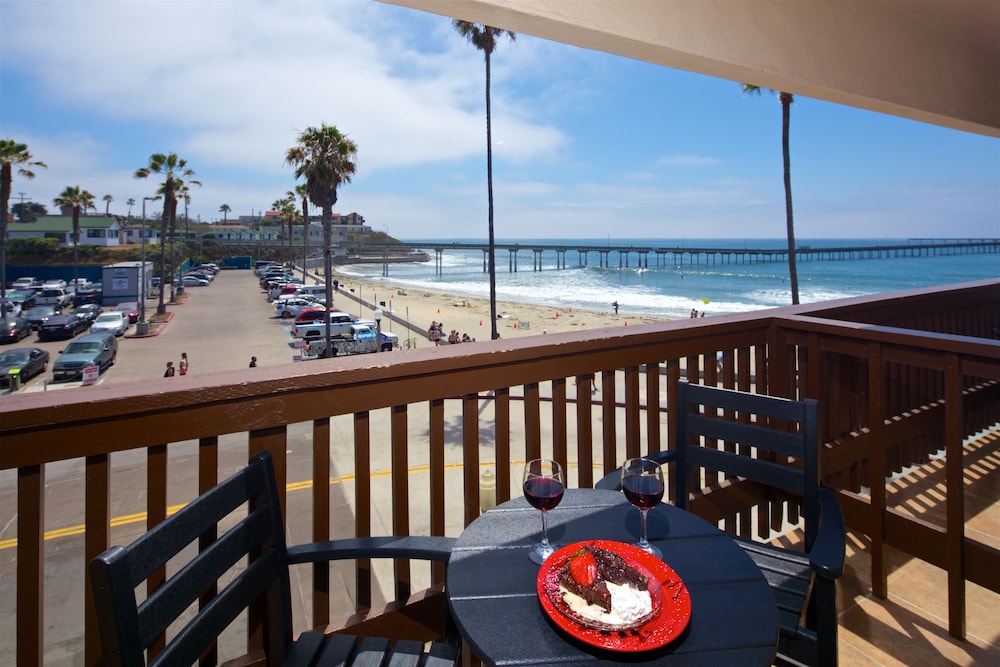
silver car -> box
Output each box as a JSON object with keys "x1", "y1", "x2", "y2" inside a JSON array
[{"x1": 91, "y1": 311, "x2": 128, "y2": 337}]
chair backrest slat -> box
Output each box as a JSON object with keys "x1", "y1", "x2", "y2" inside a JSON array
[
  {"x1": 685, "y1": 414, "x2": 807, "y2": 458},
  {"x1": 685, "y1": 446, "x2": 804, "y2": 494}
]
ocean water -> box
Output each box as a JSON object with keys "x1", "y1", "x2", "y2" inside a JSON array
[{"x1": 336, "y1": 238, "x2": 999, "y2": 320}]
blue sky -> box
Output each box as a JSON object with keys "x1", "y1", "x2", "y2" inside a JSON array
[{"x1": 2, "y1": 0, "x2": 997, "y2": 240}]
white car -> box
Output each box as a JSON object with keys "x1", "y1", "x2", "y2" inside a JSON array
[
  {"x1": 274, "y1": 297, "x2": 324, "y2": 319},
  {"x1": 91, "y1": 311, "x2": 128, "y2": 337}
]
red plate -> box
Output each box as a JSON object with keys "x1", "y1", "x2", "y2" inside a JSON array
[{"x1": 536, "y1": 539, "x2": 692, "y2": 652}]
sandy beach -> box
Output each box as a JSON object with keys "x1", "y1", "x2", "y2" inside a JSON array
[{"x1": 328, "y1": 269, "x2": 660, "y2": 345}]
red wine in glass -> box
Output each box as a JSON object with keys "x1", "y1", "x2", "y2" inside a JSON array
[
  {"x1": 523, "y1": 459, "x2": 564, "y2": 564},
  {"x1": 621, "y1": 457, "x2": 664, "y2": 558},
  {"x1": 622, "y1": 474, "x2": 664, "y2": 509},
  {"x1": 523, "y1": 477, "x2": 565, "y2": 511}
]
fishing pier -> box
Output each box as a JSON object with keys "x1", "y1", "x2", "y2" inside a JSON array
[{"x1": 345, "y1": 239, "x2": 1000, "y2": 275}]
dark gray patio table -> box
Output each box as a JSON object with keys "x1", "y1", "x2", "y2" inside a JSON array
[{"x1": 447, "y1": 488, "x2": 778, "y2": 666}]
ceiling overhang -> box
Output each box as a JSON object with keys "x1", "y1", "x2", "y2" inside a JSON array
[{"x1": 379, "y1": 0, "x2": 1000, "y2": 138}]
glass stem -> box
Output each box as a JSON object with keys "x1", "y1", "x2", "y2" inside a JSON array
[
  {"x1": 540, "y1": 511, "x2": 550, "y2": 548},
  {"x1": 638, "y1": 508, "x2": 650, "y2": 548}
]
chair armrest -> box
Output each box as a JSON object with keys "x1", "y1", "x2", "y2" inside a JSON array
[
  {"x1": 287, "y1": 536, "x2": 456, "y2": 565},
  {"x1": 594, "y1": 450, "x2": 676, "y2": 491},
  {"x1": 809, "y1": 487, "x2": 846, "y2": 580}
]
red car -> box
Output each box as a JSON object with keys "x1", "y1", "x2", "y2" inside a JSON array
[{"x1": 115, "y1": 301, "x2": 141, "y2": 324}]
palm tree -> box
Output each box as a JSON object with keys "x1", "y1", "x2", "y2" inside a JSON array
[
  {"x1": 453, "y1": 21, "x2": 515, "y2": 340},
  {"x1": 742, "y1": 84, "x2": 800, "y2": 304},
  {"x1": 135, "y1": 153, "x2": 197, "y2": 315},
  {"x1": 0, "y1": 140, "x2": 46, "y2": 317},
  {"x1": 295, "y1": 183, "x2": 310, "y2": 281},
  {"x1": 53, "y1": 186, "x2": 95, "y2": 291},
  {"x1": 126, "y1": 198, "x2": 136, "y2": 219},
  {"x1": 219, "y1": 203, "x2": 231, "y2": 224},
  {"x1": 285, "y1": 124, "x2": 358, "y2": 356},
  {"x1": 102, "y1": 194, "x2": 113, "y2": 216}
]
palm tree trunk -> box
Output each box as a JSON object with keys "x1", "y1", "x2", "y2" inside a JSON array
[
  {"x1": 485, "y1": 41, "x2": 499, "y2": 340},
  {"x1": 302, "y1": 200, "x2": 309, "y2": 281},
  {"x1": 781, "y1": 92, "x2": 799, "y2": 304},
  {"x1": 322, "y1": 207, "x2": 333, "y2": 357},
  {"x1": 73, "y1": 209, "x2": 80, "y2": 290},
  {"x1": 1, "y1": 165, "x2": 10, "y2": 318}
]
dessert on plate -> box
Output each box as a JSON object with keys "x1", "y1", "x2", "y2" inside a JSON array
[{"x1": 553, "y1": 544, "x2": 660, "y2": 630}]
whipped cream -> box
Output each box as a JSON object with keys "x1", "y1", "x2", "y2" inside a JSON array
[{"x1": 560, "y1": 581, "x2": 653, "y2": 627}]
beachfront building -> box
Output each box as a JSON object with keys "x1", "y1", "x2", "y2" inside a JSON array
[
  {"x1": 119, "y1": 222, "x2": 162, "y2": 245},
  {"x1": 5, "y1": 215, "x2": 123, "y2": 247},
  {"x1": 1, "y1": 2, "x2": 996, "y2": 666}
]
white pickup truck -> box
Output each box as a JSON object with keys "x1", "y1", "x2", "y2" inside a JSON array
[
  {"x1": 292, "y1": 312, "x2": 375, "y2": 340},
  {"x1": 300, "y1": 324, "x2": 399, "y2": 358}
]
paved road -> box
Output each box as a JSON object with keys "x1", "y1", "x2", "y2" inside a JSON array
[{"x1": 9, "y1": 269, "x2": 295, "y2": 393}]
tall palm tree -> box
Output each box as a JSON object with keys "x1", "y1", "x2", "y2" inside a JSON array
[
  {"x1": 53, "y1": 186, "x2": 95, "y2": 291},
  {"x1": 219, "y1": 203, "x2": 231, "y2": 224},
  {"x1": 102, "y1": 194, "x2": 113, "y2": 216},
  {"x1": 453, "y1": 21, "x2": 515, "y2": 340},
  {"x1": 0, "y1": 140, "x2": 46, "y2": 317},
  {"x1": 135, "y1": 153, "x2": 197, "y2": 314},
  {"x1": 742, "y1": 84, "x2": 800, "y2": 304},
  {"x1": 285, "y1": 123, "x2": 358, "y2": 356},
  {"x1": 295, "y1": 183, "x2": 310, "y2": 281},
  {"x1": 126, "y1": 198, "x2": 136, "y2": 219}
]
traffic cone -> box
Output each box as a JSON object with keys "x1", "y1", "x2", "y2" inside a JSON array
[{"x1": 514, "y1": 321, "x2": 518, "y2": 329}]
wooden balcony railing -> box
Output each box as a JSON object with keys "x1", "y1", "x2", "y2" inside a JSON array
[{"x1": 1, "y1": 279, "x2": 997, "y2": 666}]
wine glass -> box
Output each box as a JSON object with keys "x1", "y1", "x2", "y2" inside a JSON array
[
  {"x1": 522, "y1": 459, "x2": 565, "y2": 564},
  {"x1": 621, "y1": 457, "x2": 664, "y2": 558}
]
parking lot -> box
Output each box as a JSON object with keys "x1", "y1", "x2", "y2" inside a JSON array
[{"x1": 4, "y1": 269, "x2": 299, "y2": 394}]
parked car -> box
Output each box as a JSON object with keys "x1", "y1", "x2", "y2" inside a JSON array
[
  {"x1": 180, "y1": 275, "x2": 210, "y2": 287},
  {"x1": 91, "y1": 311, "x2": 128, "y2": 337},
  {"x1": 38, "y1": 313, "x2": 90, "y2": 341},
  {"x1": 73, "y1": 286, "x2": 103, "y2": 306},
  {"x1": 0, "y1": 317, "x2": 32, "y2": 344},
  {"x1": 0, "y1": 347, "x2": 49, "y2": 388},
  {"x1": 293, "y1": 307, "x2": 333, "y2": 324},
  {"x1": 41, "y1": 279, "x2": 68, "y2": 290},
  {"x1": 114, "y1": 301, "x2": 141, "y2": 323},
  {"x1": 7, "y1": 289, "x2": 38, "y2": 309},
  {"x1": 22, "y1": 305, "x2": 60, "y2": 330},
  {"x1": 274, "y1": 298, "x2": 324, "y2": 319},
  {"x1": 11, "y1": 277, "x2": 41, "y2": 290},
  {"x1": 36, "y1": 287, "x2": 75, "y2": 308},
  {"x1": 51, "y1": 332, "x2": 117, "y2": 382},
  {"x1": 73, "y1": 303, "x2": 103, "y2": 325}
]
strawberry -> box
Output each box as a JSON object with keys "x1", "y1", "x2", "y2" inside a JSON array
[{"x1": 569, "y1": 549, "x2": 598, "y2": 586}]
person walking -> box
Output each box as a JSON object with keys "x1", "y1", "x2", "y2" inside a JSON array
[
  {"x1": 179, "y1": 352, "x2": 189, "y2": 375},
  {"x1": 163, "y1": 361, "x2": 175, "y2": 377}
]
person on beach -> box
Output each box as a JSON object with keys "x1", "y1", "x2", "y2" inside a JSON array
[
  {"x1": 612, "y1": 301, "x2": 619, "y2": 314},
  {"x1": 163, "y1": 361, "x2": 175, "y2": 377},
  {"x1": 179, "y1": 352, "x2": 189, "y2": 375},
  {"x1": 249, "y1": 356, "x2": 257, "y2": 368}
]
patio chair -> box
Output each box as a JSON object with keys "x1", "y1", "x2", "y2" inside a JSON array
[
  {"x1": 596, "y1": 380, "x2": 846, "y2": 667},
  {"x1": 89, "y1": 451, "x2": 459, "y2": 667}
]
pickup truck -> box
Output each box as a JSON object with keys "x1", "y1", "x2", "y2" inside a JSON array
[
  {"x1": 292, "y1": 312, "x2": 375, "y2": 340},
  {"x1": 300, "y1": 325, "x2": 399, "y2": 358}
]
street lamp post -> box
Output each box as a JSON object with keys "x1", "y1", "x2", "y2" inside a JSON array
[{"x1": 140, "y1": 196, "x2": 160, "y2": 323}]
